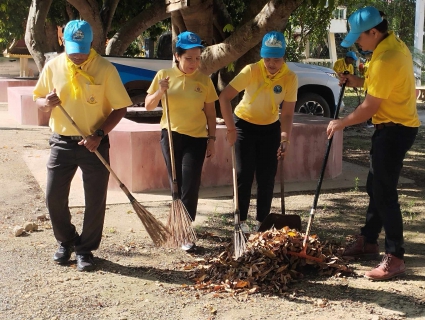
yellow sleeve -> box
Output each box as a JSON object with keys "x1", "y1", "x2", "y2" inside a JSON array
[
  {"x1": 147, "y1": 70, "x2": 166, "y2": 95},
  {"x1": 366, "y1": 60, "x2": 394, "y2": 99},
  {"x1": 229, "y1": 65, "x2": 253, "y2": 92},
  {"x1": 285, "y1": 73, "x2": 298, "y2": 102},
  {"x1": 33, "y1": 64, "x2": 53, "y2": 100}
]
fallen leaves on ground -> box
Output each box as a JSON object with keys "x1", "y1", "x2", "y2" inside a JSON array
[{"x1": 182, "y1": 227, "x2": 354, "y2": 296}]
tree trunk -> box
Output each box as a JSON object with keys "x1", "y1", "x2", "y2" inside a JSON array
[
  {"x1": 67, "y1": 0, "x2": 106, "y2": 54},
  {"x1": 106, "y1": 1, "x2": 169, "y2": 56},
  {"x1": 180, "y1": 0, "x2": 214, "y2": 45},
  {"x1": 199, "y1": 0, "x2": 303, "y2": 75},
  {"x1": 25, "y1": 0, "x2": 53, "y2": 72}
]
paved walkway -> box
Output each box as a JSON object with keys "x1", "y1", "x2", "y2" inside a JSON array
[{"x1": 0, "y1": 103, "x2": 415, "y2": 208}]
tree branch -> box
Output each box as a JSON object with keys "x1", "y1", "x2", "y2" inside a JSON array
[
  {"x1": 25, "y1": 0, "x2": 54, "y2": 72},
  {"x1": 106, "y1": 1, "x2": 169, "y2": 55}
]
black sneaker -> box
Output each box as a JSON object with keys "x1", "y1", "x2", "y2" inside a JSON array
[
  {"x1": 53, "y1": 245, "x2": 74, "y2": 264},
  {"x1": 76, "y1": 254, "x2": 96, "y2": 272}
]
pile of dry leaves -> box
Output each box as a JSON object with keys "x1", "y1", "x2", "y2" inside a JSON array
[{"x1": 183, "y1": 228, "x2": 354, "y2": 295}]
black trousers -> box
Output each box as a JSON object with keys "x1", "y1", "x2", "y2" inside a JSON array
[
  {"x1": 234, "y1": 115, "x2": 281, "y2": 222},
  {"x1": 46, "y1": 133, "x2": 110, "y2": 255},
  {"x1": 160, "y1": 130, "x2": 207, "y2": 221},
  {"x1": 361, "y1": 125, "x2": 418, "y2": 259}
]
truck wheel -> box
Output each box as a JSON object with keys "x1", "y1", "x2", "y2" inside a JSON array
[{"x1": 295, "y1": 92, "x2": 331, "y2": 117}]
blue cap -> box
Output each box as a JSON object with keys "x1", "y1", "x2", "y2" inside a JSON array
[
  {"x1": 260, "y1": 31, "x2": 286, "y2": 58},
  {"x1": 63, "y1": 20, "x2": 93, "y2": 54},
  {"x1": 346, "y1": 51, "x2": 358, "y2": 61},
  {"x1": 176, "y1": 31, "x2": 204, "y2": 50},
  {"x1": 341, "y1": 6, "x2": 383, "y2": 48}
]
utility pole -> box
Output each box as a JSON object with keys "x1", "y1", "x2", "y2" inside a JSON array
[{"x1": 414, "y1": 0, "x2": 424, "y2": 86}]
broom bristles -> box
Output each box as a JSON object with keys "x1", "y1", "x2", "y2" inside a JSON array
[
  {"x1": 233, "y1": 225, "x2": 247, "y2": 259},
  {"x1": 131, "y1": 200, "x2": 169, "y2": 246},
  {"x1": 166, "y1": 199, "x2": 197, "y2": 247}
]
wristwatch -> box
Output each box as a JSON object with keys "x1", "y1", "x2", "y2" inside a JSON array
[
  {"x1": 207, "y1": 136, "x2": 216, "y2": 141},
  {"x1": 94, "y1": 129, "x2": 105, "y2": 138}
]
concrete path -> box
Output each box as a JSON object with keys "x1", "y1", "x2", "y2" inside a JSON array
[{"x1": 1, "y1": 103, "x2": 415, "y2": 208}]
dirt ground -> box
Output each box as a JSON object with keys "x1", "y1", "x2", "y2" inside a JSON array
[{"x1": 1, "y1": 98, "x2": 425, "y2": 320}]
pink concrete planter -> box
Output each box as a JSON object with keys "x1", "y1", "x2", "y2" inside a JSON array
[
  {"x1": 108, "y1": 114, "x2": 343, "y2": 192},
  {"x1": 7, "y1": 86, "x2": 50, "y2": 126},
  {"x1": 0, "y1": 78, "x2": 38, "y2": 103}
]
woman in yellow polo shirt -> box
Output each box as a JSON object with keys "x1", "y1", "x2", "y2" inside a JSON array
[
  {"x1": 219, "y1": 31, "x2": 298, "y2": 233},
  {"x1": 145, "y1": 31, "x2": 218, "y2": 251}
]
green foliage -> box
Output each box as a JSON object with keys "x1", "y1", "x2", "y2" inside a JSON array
[
  {"x1": 284, "y1": 2, "x2": 334, "y2": 62},
  {"x1": 223, "y1": 24, "x2": 234, "y2": 33},
  {"x1": 342, "y1": 0, "x2": 416, "y2": 47},
  {"x1": 0, "y1": 0, "x2": 31, "y2": 52}
]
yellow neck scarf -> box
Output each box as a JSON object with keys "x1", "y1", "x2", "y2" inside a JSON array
[
  {"x1": 66, "y1": 48, "x2": 98, "y2": 98},
  {"x1": 249, "y1": 59, "x2": 289, "y2": 115}
]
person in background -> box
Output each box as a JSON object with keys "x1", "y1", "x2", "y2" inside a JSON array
[
  {"x1": 145, "y1": 31, "x2": 218, "y2": 252},
  {"x1": 219, "y1": 31, "x2": 298, "y2": 233},
  {"x1": 327, "y1": 7, "x2": 420, "y2": 281},
  {"x1": 34, "y1": 20, "x2": 132, "y2": 271},
  {"x1": 333, "y1": 51, "x2": 358, "y2": 75}
]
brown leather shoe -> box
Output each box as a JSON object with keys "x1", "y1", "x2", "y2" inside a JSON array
[
  {"x1": 342, "y1": 235, "x2": 379, "y2": 260},
  {"x1": 364, "y1": 254, "x2": 405, "y2": 280}
]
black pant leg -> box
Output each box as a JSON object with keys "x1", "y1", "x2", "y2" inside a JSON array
[
  {"x1": 46, "y1": 135, "x2": 79, "y2": 246},
  {"x1": 180, "y1": 135, "x2": 207, "y2": 221},
  {"x1": 255, "y1": 125, "x2": 280, "y2": 222},
  {"x1": 76, "y1": 139, "x2": 110, "y2": 254},
  {"x1": 362, "y1": 126, "x2": 417, "y2": 259}
]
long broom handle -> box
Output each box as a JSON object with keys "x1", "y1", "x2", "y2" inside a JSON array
[
  {"x1": 163, "y1": 91, "x2": 179, "y2": 197},
  {"x1": 231, "y1": 145, "x2": 240, "y2": 225},
  {"x1": 303, "y1": 72, "x2": 349, "y2": 247},
  {"x1": 280, "y1": 154, "x2": 285, "y2": 213},
  {"x1": 57, "y1": 105, "x2": 136, "y2": 202}
]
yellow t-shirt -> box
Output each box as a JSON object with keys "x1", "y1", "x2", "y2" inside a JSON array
[
  {"x1": 33, "y1": 52, "x2": 132, "y2": 136},
  {"x1": 147, "y1": 66, "x2": 218, "y2": 137},
  {"x1": 230, "y1": 61, "x2": 298, "y2": 125},
  {"x1": 333, "y1": 58, "x2": 354, "y2": 74},
  {"x1": 366, "y1": 32, "x2": 420, "y2": 127}
]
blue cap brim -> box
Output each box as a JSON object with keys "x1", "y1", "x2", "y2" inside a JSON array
[
  {"x1": 65, "y1": 41, "x2": 91, "y2": 54},
  {"x1": 177, "y1": 44, "x2": 204, "y2": 50},
  {"x1": 341, "y1": 31, "x2": 361, "y2": 48}
]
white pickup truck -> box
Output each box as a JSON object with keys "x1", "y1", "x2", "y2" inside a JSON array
[
  {"x1": 104, "y1": 55, "x2": 343, "y2": 117},
  {"x1": 1, "y1": 53, "x2": 342, "y2": 117}
]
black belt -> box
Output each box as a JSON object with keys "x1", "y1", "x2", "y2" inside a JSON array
[
  {"x1": 374, "y1": 122, "x2": 403, "y2": 130},
  {"x1": 55, "y1": 134, "x2": 83, "y2": 140}
]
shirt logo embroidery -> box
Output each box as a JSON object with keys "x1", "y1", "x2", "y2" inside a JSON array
[
  {"x1": 87, "y1": 94, "x2": 97, "y2": 104},
  {"x1": 274, "y1": 85, "x2": 282, "y2": 94},
  {"x1": 194, "y1": 86, "x2": 203, "y2": 93}
]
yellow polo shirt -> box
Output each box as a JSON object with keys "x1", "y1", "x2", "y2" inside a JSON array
[
  {"x1": 33, "y1": 52, "x2": 132, "y2": 136},
  {"x1": 366, "y1": 32, "x2": 420, "y2": 127},
  {"x1": 148, "y1": 66, "x2": 218, "y2": 137},
  {"x1": 230, "y1": 61, "x2": 298, "y2": 125},
  {"x1": 333, "y1": 58, "x2": 354, "y2": 75}
]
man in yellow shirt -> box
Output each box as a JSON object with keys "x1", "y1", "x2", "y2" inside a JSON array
[
  {"x1": 327, "y1": 7, "x2": 420, "y2": 281},
  {"x1": 333, "y1": 51, "x2": 357, "y2": 75},
  {"x1": 33, "y1": 20, "x2": 132, "y2": 271}
]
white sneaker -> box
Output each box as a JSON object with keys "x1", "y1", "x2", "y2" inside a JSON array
[
  {"x1": 240, "y1": 222, "x2": 250, "y2": 233},
  {"x1": 181, "y1": 242, "x2": 195, "y2": 251}
]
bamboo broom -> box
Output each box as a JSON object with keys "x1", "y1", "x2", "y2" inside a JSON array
[
  {"x1": 57, "y1": 104, "x2": 169, "y2": 246},
  {"x1": 231, "y1": 145, "x2": 246, "y2": 259},
  {"x1": 163, "y1": 91, "x2": 197, "y2": 248}
]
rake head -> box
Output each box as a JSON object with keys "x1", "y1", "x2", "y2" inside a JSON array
[
  {"x1": 166, "y1": 199, "x2": 197, "y2": 247},
  {"x1": 233, "y1": 224, "x2": 247, "y2": 259}
]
